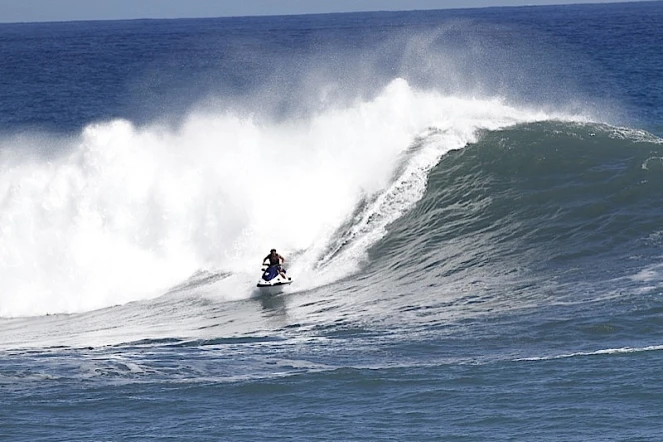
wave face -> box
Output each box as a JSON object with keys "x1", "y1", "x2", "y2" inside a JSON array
[{"x1": 367, "y1": 123, "x2": 663, "y2": 315}]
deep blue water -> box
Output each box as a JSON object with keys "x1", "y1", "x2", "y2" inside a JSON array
[{"x1": 1, "y1": 2, "x2": 663, "y2": 440}]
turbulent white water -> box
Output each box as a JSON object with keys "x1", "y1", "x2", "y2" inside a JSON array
[{"x1": 0, "y1": 79, "x2": 576, "y2": 317}]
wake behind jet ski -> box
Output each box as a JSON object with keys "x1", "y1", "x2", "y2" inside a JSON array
[{"x1": 256, "y1": 249, "x2": 292, "y2": 295}]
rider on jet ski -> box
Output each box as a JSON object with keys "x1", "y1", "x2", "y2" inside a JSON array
[{"x1": 263, "y1": 249, "x2": 286, "y2": 278}]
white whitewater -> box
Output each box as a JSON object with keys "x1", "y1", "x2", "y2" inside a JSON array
[{"x1": 0, "y1": 79, "x2": 580, "y2": 317}]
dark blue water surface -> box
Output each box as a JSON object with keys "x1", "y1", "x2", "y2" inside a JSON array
[
  {"x1": 1, "y1": 2, "x2": 661, "y2": 134},
  {"x1": 1, "y1": 2, "x2": 663, "y2": 441}
]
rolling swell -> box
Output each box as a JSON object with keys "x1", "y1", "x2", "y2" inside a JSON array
[{"x1": 363, "y1": 122, "x2": 663, "y2": 312}]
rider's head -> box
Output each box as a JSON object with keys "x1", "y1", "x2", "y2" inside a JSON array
[{"x1": 270, "y1": 249, "x2": 276, "y2": 254}]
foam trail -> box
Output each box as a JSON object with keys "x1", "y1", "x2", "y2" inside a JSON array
[
  {"x1": 0, "y1": 79, "x2": 577, "y2": 317},
  {"x1": 516, "y1": 345, "x2": 663, "y2": 362}
]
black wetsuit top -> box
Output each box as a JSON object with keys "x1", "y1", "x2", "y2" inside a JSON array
[{"x1": 266, "y1": 254, "x2": 281, "y2": 266}]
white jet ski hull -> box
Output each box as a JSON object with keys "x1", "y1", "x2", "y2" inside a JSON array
[
  {"x1": 256, "y1": 281, "x2": 292, "y2": 296},
  {"x1": 256, "y1": 270, "x2": 293, "y2": 295}
]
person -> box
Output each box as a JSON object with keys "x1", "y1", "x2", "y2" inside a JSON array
[{"x1": 263, "y1": 249, "x2": 286, "y2": 277}]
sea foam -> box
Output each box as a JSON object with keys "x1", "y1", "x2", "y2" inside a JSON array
[{"x1": 0, "y1": 79, "x2": 564, "y2": 317}]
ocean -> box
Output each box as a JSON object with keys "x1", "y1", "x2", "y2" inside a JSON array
[{"x1": 1, "y1": 2, "x2": 663, "y2": 440}]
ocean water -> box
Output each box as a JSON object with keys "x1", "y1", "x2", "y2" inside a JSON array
[{"x1": 1, "y1": 2, "x2": 663, "y2": 440}]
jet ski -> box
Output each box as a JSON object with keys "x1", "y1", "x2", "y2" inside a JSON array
[{"x1": 256, "y1": 265, "x2": 292, "y2": 295}]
